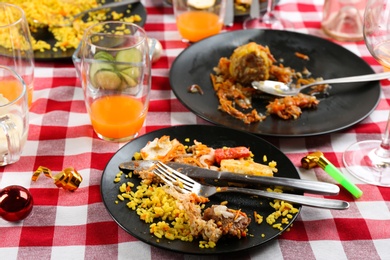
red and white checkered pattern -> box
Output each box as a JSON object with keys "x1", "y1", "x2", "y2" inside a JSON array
[{"x1": 1, "y1": 0, "x2": 390, "y2": 259}]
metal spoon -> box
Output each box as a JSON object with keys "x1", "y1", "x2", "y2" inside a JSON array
[
  {"x1": 251, "y1": 71, "x2": 390, "y2": 97},
  {"x1": 70, "y1": 0, "x2": 140, "y2": 23}
]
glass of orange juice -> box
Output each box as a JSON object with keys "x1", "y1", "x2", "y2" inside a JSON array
[
  {"x1": 0, "y1": 3, "x2": 34, "y2": 108},
  {"x1": 78, "y1": 22, "x2": 152, "y2": 142},
  {"x1": 173, "y1": 0, "x2": 226, "y2": 42},
  {"x1": 0, "y1": 65, "x2": 29, "y2": 166}
]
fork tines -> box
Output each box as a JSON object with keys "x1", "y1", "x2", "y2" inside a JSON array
[{"x1": 153, "y1": 161, "x2": 194, "y2": 194}]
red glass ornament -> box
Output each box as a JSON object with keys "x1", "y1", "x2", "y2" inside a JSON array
[{"x1": 0, "y1": 185, "x2": 33, "y2": 222}]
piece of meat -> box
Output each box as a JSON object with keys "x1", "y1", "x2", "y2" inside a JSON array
[
  {"x1": 229, "y1": 42, "x2": 276, "y2": 85},
  {"x1": 214, "y1": 147, "x2": 251, "y2": 164},
  {"x1": 203, "y1": 205, "x2": 251, "y2": 239}
]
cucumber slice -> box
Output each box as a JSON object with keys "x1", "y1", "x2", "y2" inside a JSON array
[
  {"x1": 90, "y1": 52, "x2": 115, "y2": 86},
  {"x1": 119, "y1": 71, "x2": 138, "y2": 88},
  {"x1": 115, "y1": 48, "x2": 142, "y2": 70},
  {"x1": 94, "y1": 51, "x2": 115, "y2": 61},
  {"x1": 120, "y1": 67, "x2": 140, "y2": 80},
  {"x1": 89, "y1": 62, "x2": 115, "y2": 87},
  {"x1": 93, "y1": 70, "x2": 122, "y2": 90}
]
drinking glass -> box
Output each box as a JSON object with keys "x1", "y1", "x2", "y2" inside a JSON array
[
  {"x1": 243, "y1": 0, "x2": 290, "y2": 29},
  {"x1": 321, "y1": 0, "x2": 366, "y2": 42},
  {"x1": 343, "y1": 0, "x2": 390, "y2": 186},
  {"x1": 0, "y1": 65, "x2": 29, "y2": 166},
  {"x1": 79, "y1": 22, "x2": 151, "y2": 142},
  {"x1": 172, "y1": 0, "x2": 226, "y2": 42},
  {"x1": 0, "y1": 3, "x2": 35, "y2": 108}
]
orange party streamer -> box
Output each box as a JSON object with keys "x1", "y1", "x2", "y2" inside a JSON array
[{"x1": 32, "y1": 166, "x2": 83, "y2": 191}]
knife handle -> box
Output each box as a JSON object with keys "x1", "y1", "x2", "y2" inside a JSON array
[{"x1": 217, "y1": 171, "x2": 340, "y2": 195}]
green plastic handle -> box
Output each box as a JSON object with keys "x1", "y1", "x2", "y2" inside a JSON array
[{"x1": 324, "y1": 163, "x2": 363, "y2": 199}]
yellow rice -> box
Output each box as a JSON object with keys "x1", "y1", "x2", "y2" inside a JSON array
[
  {"x1": 116, "y1": 172, "x2": 197, "y2": 243},
  {"x1": 115, "y1": 170, "x2": 300, "y2": 247},
  {"x1": 2, "y1": 0, "x2": 142, "y2": 52}
]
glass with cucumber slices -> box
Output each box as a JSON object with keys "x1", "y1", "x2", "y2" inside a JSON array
[{"x1": 79, "y1": 22, "x2": 151, "y2": 142}]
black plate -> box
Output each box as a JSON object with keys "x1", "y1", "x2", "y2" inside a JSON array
[
  {"x1": 169, "y1": 30, "x2": 381, "y2": 137},
  {"x1": 31, "y1": 1, "x2": 146, "y2": 61},
  {"x1": 100, "y1": 125, "x2": 301, "y2": 255}
]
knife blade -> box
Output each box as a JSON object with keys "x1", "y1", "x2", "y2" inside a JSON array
[
  {"x1": 249, "y1": 0, "x2": 260, "y2": 19},
  {"x1": 119, "y1": 160, "x2": 340, "y2": 195},
  {"x1": 224, "y1": 0, "x2": 234, "y2": 26}
]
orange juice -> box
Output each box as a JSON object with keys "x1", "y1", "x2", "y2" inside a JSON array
[
  {"x1": 0, "y1": 79, "x2": 33, "y2": 108},
  {"x1": 0, "y1": 79, "x2": 24, "y2": 102},
  {"x1": 176, "y1": 11, "x2": 222, "y2": 42},
  {"x1": 26, "y1": 83, "x2": 33, "y2": 108},
  {"x1": 90, "y1": 95, "x2": 146, "y2": 140}
]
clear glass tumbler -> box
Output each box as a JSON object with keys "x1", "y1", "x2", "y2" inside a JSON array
[
  {"x1": 0, "y1": 65, "x2": 29, "y2": 166},
  {"x1": 322, "y1": 0, "x2": 367, "y2": 42},
  {"x1": 79, "y1": 22, "x2": 152, "y2": 142},
  {"x1": 173, "y1": 0, "x2": 226, "y2": 42},
  {"x1": 0, "y1": 3, "x2": 35, "y2": 108}
]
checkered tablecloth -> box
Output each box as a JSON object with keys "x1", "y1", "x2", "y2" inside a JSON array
[{"x1": 1, "y1": 0, "x2": 390, "y2": 259}]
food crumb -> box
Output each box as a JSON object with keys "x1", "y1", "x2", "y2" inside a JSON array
[
  {"x1": 254, "y1": 211, "x2": 263, "y2": 224},
  {"x1": 199, "y1": 241, "x2": 216, "y2": 248},
  {"x1": 295, "y1": 52, "x2": 310, "y2": 60},
  {"x1": 268, "y1": 160, "x2": 277, "y2": 168},
  {"x1": 133, "y1": 152, "x2": 142, "y2": 160}
]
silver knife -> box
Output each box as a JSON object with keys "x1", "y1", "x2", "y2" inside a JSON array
[
  {"x1": 224, "y1": 0, "x2": 234, "y2": 26},
  {"x1": 249, "y1": 0, "x2": 260, "y2": 19},
  {"x1": 119, "y1": 160, "x2": 340, "y2": 195}
]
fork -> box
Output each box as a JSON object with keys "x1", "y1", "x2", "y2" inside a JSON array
[{"x1": 153, "y1": 162, "x2": 349, "y2": 210}]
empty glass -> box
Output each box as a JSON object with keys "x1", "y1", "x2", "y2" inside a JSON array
[
  {"x1": 322, "y1": 0, "x2": 367, "y2": 41},
  {"x1": 343, "y1": 0, "x2": 390, "y2": 186},
  {"x1": 244, "y1": 0, "x2": 286, "y2": 29}
]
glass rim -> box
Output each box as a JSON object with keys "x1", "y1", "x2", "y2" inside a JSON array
[
  {"x1": 0, "y1": 2, "x2": 26, "y2": 29},
  {"x1": 83, "y1": 21, "x2": 148, "y2": 52},
  {"x1": 0, "y1": 65, "x2": 27, "y2": 107}
]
